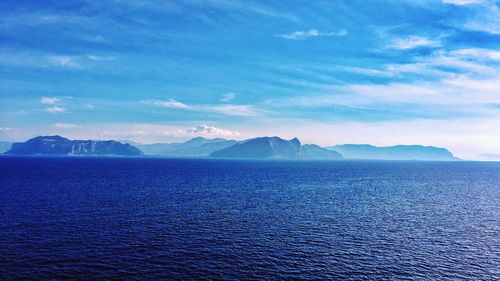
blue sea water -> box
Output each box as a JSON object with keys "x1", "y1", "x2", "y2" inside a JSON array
[{"x1": 0, "y1": 157, "x2": 499, "y2": 280}]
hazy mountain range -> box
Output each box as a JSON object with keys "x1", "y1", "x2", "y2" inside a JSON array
[
  {"x1": 2, "y1": 135, "x2": 461, "y2": 161},
  {"x1": 125, "y1": 137, "x2": 237, "y2": 156},
  {"x1": 329, "y1": 144, "x2": 459, "y2": 161}
]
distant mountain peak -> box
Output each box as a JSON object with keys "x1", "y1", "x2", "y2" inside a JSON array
[
  {"x1": 289, "y1": 137, "x2": 301, "y2": 145},
  {"x1": 210, "y1": 136, "x2": 342, "y2": 160},
  {"x1": 211, "y1": 136, "x2": 300, "y2": 159},
  {"x1": 189, "y1": 136, "x2": 207, "y2": 141},
  {"x1": 33, "y1": 135, "x2": 69, "y2": 142}
]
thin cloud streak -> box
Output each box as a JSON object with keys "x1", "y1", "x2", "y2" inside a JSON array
[
  {"x1": 278, "y1": 29, "x2": 347, "y2": 40},
  {"x1": 220, "y1": 92, "x2": 236, "y2": 103},
  {"x1": 145, "y1": 99, "x2": 192, "y2": 109},
  {"x1": 45, "y1": 106, "x2": 66, "y2": 113},
  {"x1": 86, "y1": 55, "x2": 115, "y2": 61},
  {"x1": 204, "y1": 104, "x2": 258, "y2": 117},
  {"x1": 40, "y1": 97, "x2": 60, "y2": 105},
  {"x1": 145, "y1": 99, "x2": 259, "y2": 117},
  {"x1": 48, "y1": 55, "x2": 81, "y2": 68},
  {"x1": 442, "y1": 0, "x2": 484, "y2": 5},
  {"x1": 54, "y1": 123, "x2": 82, "y2": 129},
  {"x1": 388, "y1": 36, "x2": 441, "y2": 49}
]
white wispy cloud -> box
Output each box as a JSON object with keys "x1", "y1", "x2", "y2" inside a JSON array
[
  {"x1": 204, "y1": 105, "x2": 258, "y2": 116},
  {"x1": 388, "y1": 36, "x2": 441, "y2": 49},
  {"x1": 279, "y1": 29, "x2": 347, "y2": 40},
  {"x1": 145, "y1": 99, "x2": 192, "y2": 109},
  {"x1": 45, "y1": 106, "x2": 66, "y2": 113},
  {"x1": 340, "y1": 46, "x2": 499, "y2": 79},
  {"x1": 40, "y1": 97, "x2": 60, "y2": 105},
  {"x1": 186, "y1": 124, "x2": 240, "y2": 137},
  {"x1": 465, "y1": 19, "x2": 500, "y2": 35},
  {"x1": 83, "y1": 104, "x2": 95, "y2": 110},
  {"x1": 442, "y1": 0, "x2": 483, "y2": 5},
  {"x1": 54, "y1": 123, "x2": 81, "y2": 129},
  {"x1": 450, "y1": 48, "x2": 500, "y2": 61},
  {"x1": 264, "y1": 44, "x2": 500, "y2": 121},
  {"x1": 86, "y1": 55, "x2": 115, "y2": 61},
  {"x1": 0, "y1": 48, "x2": 115, "y2": 70},
  {"x1": 145, "y1": 99, "x2": 259, "y2": 116},
  {"x1": 277, "y1": 74, "x2": 500, "y2": 110},
  {"x1": 48, "y1": 55, "x2": 81, "y2": 68},
  {"x1": 421, "y1": 48, "x2": 498, "y2": 74},
  {"x1": 220, "y1": 92, "x2": 236, "y2": 103},
  {"x1": 452, "y1": 0, "x2": 500, "y2": 34}
]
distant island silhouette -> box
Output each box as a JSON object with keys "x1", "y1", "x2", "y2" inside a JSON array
[
  {"x1": 2, "y1": 135, "x2": 459, "y2": 161},
  {"x1": 4, "y1": 136, "x2": 142, "y2": 156}
]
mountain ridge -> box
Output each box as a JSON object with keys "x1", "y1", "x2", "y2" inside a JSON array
[
  {"x1": 328, "y1": 144, "x2": 458, "y2": 161},
  {"x1": 2, "y1": 135, "x2": 460, "y2": 161},
  {"x1": 210, "y1": 136, "x2": 343, "y2": 160},
  {"x1": 124, "y1": 137, "x2": 238, "y2": 156},
  {"x1": 5, "y1": 136, "x2": 143, "y2": 156}
]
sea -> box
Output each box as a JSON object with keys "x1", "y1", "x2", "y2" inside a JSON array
[{"x1": 1, "y1": 157, "x2": 499, "y2": 280}]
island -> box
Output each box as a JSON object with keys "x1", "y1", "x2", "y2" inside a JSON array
[
  {"x1": 5, "y1": 135, "x2": 143, "y2": 156},
  {"x1": 210, "y1": 136, "x2": 343, "y2": 160},
  {"x1": 327, "y1": 144, "x2": 458, "y2": 161}
]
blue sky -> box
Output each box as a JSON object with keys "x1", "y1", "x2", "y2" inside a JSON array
[{"x1": 1, "y1": 0, "x2": 500, "y2": 159}]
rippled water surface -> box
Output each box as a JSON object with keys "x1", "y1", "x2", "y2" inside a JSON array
[{"x1": 1, "y1": 157, "x2": 500, "y2": 279}]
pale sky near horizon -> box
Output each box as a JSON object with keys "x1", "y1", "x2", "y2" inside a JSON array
[{"x1": 1, "y1": 0, "x2": 500, "y2": 160}]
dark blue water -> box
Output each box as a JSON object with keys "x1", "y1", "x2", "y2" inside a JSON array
[{"x1": 1, "y1": 157, "x2": 499, "y2": 279}]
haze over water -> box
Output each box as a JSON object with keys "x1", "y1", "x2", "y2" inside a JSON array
[{"x1": 1, "y1": 157, "x2": 499, "y2": 279}]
